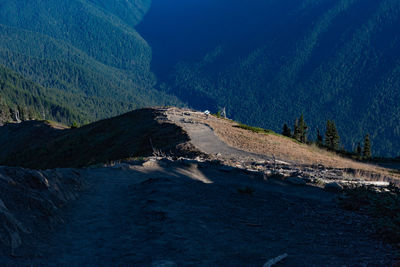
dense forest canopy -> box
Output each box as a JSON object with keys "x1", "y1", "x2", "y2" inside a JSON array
[
  {"x1": 138, "y1": 0, "x2": 400, "y2": 157},
  {"x1": 0, "y1": 0, "x2": 399, "y2": 156},
  {"x1": 0, "y1": 0, "x2": 180, "y2": 123},
  {"x1": 0, "y1": 64, "x2": 81, "y2": 124}
]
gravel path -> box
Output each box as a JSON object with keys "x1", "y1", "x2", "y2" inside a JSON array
[{"x1": 165, "y1": 109, "x2": 277, "y2": 163}]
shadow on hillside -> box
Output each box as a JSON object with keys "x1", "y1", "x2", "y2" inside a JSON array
[
  {"x1": 1, "y1": 161, "x2": 396, "y2": 266},
  {"x1": 94, "y1": 161, "x2": 395, "y2": 266}
]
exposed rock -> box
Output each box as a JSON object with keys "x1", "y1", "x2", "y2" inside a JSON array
[
  {"x1": 142, "y1": 159, "x2": 159, "y2": 168},
  {"x1": 317, "y1": 164, "x2": 326, "y2": 170},
  {"x1": 180, "y1": 158, "x2": 199, "y2": 166},
  {"x1": 264, "y1": 170, "x2": 273, "y2": 177},
  {"x1": 290, "y1": 171, "x2": 303, "y2": 177}
]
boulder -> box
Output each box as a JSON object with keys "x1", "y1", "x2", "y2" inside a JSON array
[{"x1": 142, "y1": 159, "x2": 159, "y2": 168}]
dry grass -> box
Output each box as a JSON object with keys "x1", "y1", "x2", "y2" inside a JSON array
[
  {"x1": 190, "y1": 114, "x2": 400, "y2": 181},
  {"x1": 43, "y1": 120, "x2": 70, "y2": 130}
]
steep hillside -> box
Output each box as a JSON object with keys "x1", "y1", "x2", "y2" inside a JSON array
[
  {"x1": 0, "y1": 108, "x2": 197, "y2": 169},
  {"x1": 138, "y1": 0, "x2": 400, "y2": 157},
  {"x1": 0, "y1": 65, "x2": 81, "y2": 124},
  {"x1": 0, "y1": 0, "x2": 180, "y2": 122}
]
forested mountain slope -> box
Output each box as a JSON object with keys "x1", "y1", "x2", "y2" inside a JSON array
[
  {"x1": 2, "y1": 0, "x2": 399, "y2": 156},
  {"x1": 0, "y1": 0, "x2": 180, "y2": 122},
  {"x1": 138, "y1": 0, "x2": 400, "y2": 157},
  {"x1": 0, "y1": 65, "x2": 81, "y2": 124}
]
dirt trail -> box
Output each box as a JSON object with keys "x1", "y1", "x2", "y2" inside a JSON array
[
  {"x1": 165, "y1": 108, "x2": 277, "y2": 163},
  {"x1": 4, "y1": 161, "x2": 394, "y2": 266}
]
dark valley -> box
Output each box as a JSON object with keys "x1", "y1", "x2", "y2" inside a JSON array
[{"x1": 138, "y1": 0, "x2": 400, "y2": 157}]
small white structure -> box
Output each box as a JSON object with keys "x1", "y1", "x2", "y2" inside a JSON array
[{"x1": 204, "y1": 110, "x2": 211, "y2": 115}]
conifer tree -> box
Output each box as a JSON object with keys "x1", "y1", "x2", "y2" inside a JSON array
[
  {"x1": 363, "y1": 134, "x2": 372, "y2": 159},
  {"x1": 282, "y1": 123, "x2": 292, "y2": 137},
  {"x1": 325, "y1": 120, "x2": 340, "y2": 150},
  {"x1": 298, "y1": 114, "x2": 308, "y2": 143},
  {"x1": 293, "y1": 114, "x2": 308, "y2": 143},
  {"x1": 293, "y1": 119, "x2": 301, "y2": 141}
]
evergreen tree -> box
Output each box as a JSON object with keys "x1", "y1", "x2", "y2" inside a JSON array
[
  {"x1": 363, "y1": 134, "x2": 372, "y2": 159},
  {"x1": 282, "y1": 123, "x2": 292, "y2": 137},
  {"x1": 298, "y1": 114, "x2": 308, "y2": 143},
  {"x1": 325, "y1": 120, "x2": 340, "y2": 150},
  {"x1": 356, "y1": 142, "x2": 362, "y2": 159},
  {"x1": 293, "y1": 114, "x2": 308, "y2": 143}
]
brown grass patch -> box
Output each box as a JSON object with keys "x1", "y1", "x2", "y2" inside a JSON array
[{"x1": 195, "y1": 115, "x2": 400, "y2": 181}]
